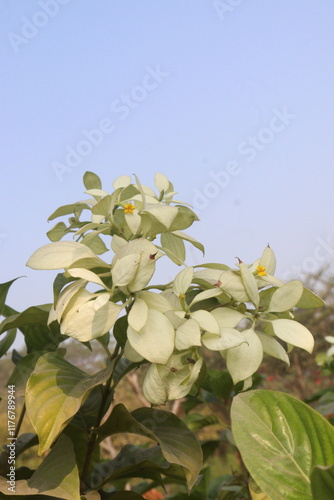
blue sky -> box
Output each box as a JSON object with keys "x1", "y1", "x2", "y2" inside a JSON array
[{"x1": 1, "y1": 0, "x2": 333, "y2": 323}]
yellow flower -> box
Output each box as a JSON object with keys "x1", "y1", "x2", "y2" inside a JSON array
[
  {"x1": 123, "y1": 202, "x2": 135, "y2": 214},
  {"x1": 256, "y1": 265, "x2": 267, "y2": 277}
]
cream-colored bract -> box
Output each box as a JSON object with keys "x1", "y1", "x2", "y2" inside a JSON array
[{"x1": 26, "y1": 241, "x2": 99, "y2": 270}]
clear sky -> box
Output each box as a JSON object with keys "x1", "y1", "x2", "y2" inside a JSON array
[{"x1": 1, "y1": 1, "x2": 333, "y2": 325}]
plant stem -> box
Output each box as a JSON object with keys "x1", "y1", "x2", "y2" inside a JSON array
[
  {"x1": 79, "y1": 343, "x2": 122, "y2": 494},
  {"x1": 14, "y1": 402, "x2": 26, "y2": 438}
]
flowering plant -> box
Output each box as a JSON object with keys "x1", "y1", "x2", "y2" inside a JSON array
[{"x1": 0, "y1": 172, "x2": 330, "y2": 500}]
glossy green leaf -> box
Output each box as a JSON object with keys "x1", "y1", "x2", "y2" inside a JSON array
[
  {"x1": 7, "y1": 351, "x2": 45, "y2": 395},
  {"x1": 311, "y1": 464, "x2": 334, "y2": 499},
  {"x1": 0, "y1": 435, "x2": 80, "y2": 499},
  {"x1": 0, "y1": 305, "x2": 63, "y2": 353},
  {"x1": 231, "y1": 390, "x2": 334, "y2": 500},
  {"x1": 0, "y1": 304, "x2": 63, "y2": 353},
  {"x1": 202, "y1": 369, "x2": 234, "y2": 400},
  {"x1": 26, "y1": 352, "x2": 114, "y2": 454},
  {"x1": 0, "y1": 329, "x2": 16, "y2": 357},
  {"x1": 0, "y1": 278, "x2": 21, "y2": 316},
  {"x1": 0, "y1": 305, "x2": 50, "y2": 334},
  {"x1": 113, "y1": 315, "x2": 128, "y2": 348},
  {"x1": 53, "y1": 272, "x2": 74, "y2": 305},
  {"x1": 96, "y1": 403, "x2": 202, "y2": 490},
  {"x1": 88, "y1": 444, "x2": 185, "y2": 490}
]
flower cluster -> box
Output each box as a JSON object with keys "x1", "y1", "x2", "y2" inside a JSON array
[{"x1": 27, "y1": 172, "x2": 322, "y2": 405}]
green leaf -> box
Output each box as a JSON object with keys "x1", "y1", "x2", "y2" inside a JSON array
[
  {"x1": 0, "y1": 305, "x2": 63, "y2": 353},
  {"x1": 182, "y1": 413, "x2": 219, "y2": 432},
  {"x1": 311, "y1": 464, "x2": 334, "y2": 499},
  {"x1": 119, "y1": 184, "x2": 139, "y2": 202},
  {"x1": 13, "y1": 433, "x2": 39, "y2": 458},
  {"x1": 91, "y1": 195, "x2": 111, "y2": 217},
  {"x1": 48, "y1": 202, "x2": 91, "y2": 221},
  {"x1": 88, "y1": 444, "x2": 186, "y2": 490},
  {"x1": 53, "y1": 272, "x2": 74, "y2": 306},
  {"x1": 171, "y1": 230, "x2": 205, "y2": 255},
  {"x1": 113, "y1": 315, "x2": 128, "y2": 348},
  {"x1": 160, "y1": 233, "x2": 186, "y2": 265},
  {"x1": 194, "y1": 263, "x2": 230, "y2": 271},
  {"x1": 0, "y1": 329, "x2": 16, "y2": 357},
  {"x1": 7, "y1": 351, "x2": 45, "y2": 395},
  {"x1": 231, "y1": 390, "x2": 334, "y2": 500},
  {"x1": 112, "y1": 358, "x2": 147, "y2": 389},
  {"x1": 296, "y1": 287, "x2": 325, "y2": 309},
  {"x1": 0, "y1": 305, "x2": 49, "y2": 334},
  {"x1": 0, "y1": 278, "x2": 20, "y2": 316},
  {"x1": 25, "y1": 352, "x2": 114, "y2": 454},
  {"x1": 47, "y1": 221, "x2": 68, "y2": 242},
  {"x1": 63, "y1": 425, "x2": 93, "y2": 475},
  {"x1": 0, "y1": 435, "x2": 80, "y2": 499},
  {"x1": 96, "y1": 403, "x2": 202, "y2": 490},
  {"x1": 248, "y1": 477, "x2": 271, "y2": 500},
  {"x1": 83, "y1": 171, "x2": 102, "y2": 190},
  {"x1": 259, "y1": 287, "x2": 276, "y2": 311},
  {"x1": 202, "y1": 369, "x2": 234, "y2": 400},
  {"x1": 169, "y1": 206, "x2": 199, "y2": 231},
  {"x1": 81, "y1": 233, "x2": 108, "y2": 255}
]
